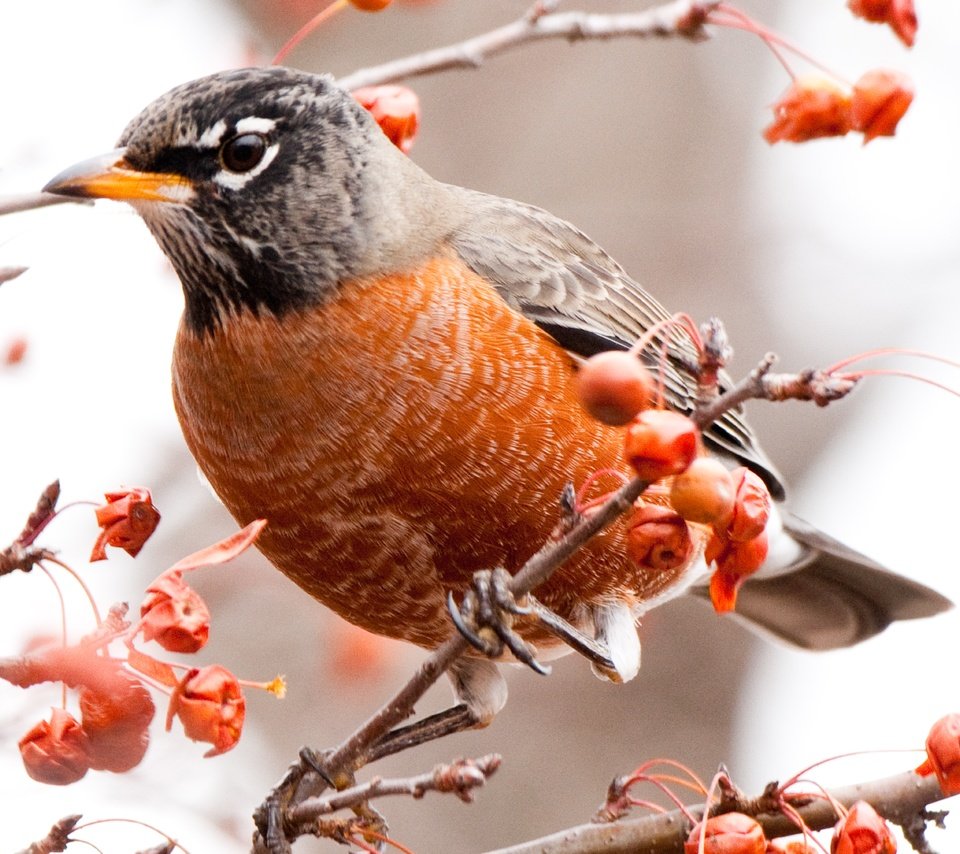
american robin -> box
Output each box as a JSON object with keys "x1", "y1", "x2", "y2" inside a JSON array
[{"x1": 44, "y1": 67, "x2": 949, "y2": 748}]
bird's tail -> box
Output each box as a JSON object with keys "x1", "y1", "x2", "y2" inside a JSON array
[{"x1": 694, "y1": 513, "x2": 952, "y2": 650}]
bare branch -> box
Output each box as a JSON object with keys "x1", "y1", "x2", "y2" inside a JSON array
[
  {"x1": 484, "y1": 771, "x2": 950, "y2": 854},
  {"x1": 0, "y1": 266, "x2": 27, "y2": 285},
  {"x1": 286, "y1": 755, "x2": 501, "y2": 829},
  {"x1": 693, "y1": 354, "x2": 859, "y2": 428},
  {"x1": 14, "y1": 815, "x2": 81, "y2": 854},
  {"x1": 1, "y1": 481, "x2": 61, "y2": 576},
  {"x1": 337, "y1": 0, "x2": 719, "y2": 90},
  {"x1": 0, "y1": 193, "x2": 91, "y2": 217}
]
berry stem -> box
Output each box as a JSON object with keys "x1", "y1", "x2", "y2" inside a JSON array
[
  {"x1": 43, "y1": 554, "x2": 103, "y2": 628},
  {"x1": 273, "y1": 0, "x2": 350, "y2": 65}
]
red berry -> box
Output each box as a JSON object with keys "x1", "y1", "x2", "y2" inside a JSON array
[
  {"x1": 851, "y1": 69, "x2": 914, "y2": 144},
  {"x1": 19, "y1": 708, "x2": 90, "y2": 785},
  {"x1": 716, "y1": 468, "x2": 771, "y2": 543},
  {"x1": 575, "y1": 351, "x2": 654, "y2": 426},
  {"x1": 623, "y1": 410, "x2": 699, "y2": 482},
  {"x1": 80, "y1": 676, "x2": 154, "y2": 772},
  {"x1": 848, "y1": 0, "x2": 917, "y2": 47},
  {"x1": 706, "y1": 529, "x2": 769, "y2": 577},
  {"x1": 831, "y1": 801, "x2": 897, "y2": 854},
  {"x1": 916, "y1": 713, "x2": 960, "y2": 796},
  {"x1": 352, "y1": 85, "x2": 420, "y2": 154},
  {"x1": 4, "y1": 336, "x2": 27, "y2": 365},
  {"x1": 349, "y1": 0, "x2": 392, "y2": 10},
  {"x1": 684, "y1": 812, "x2": 766, "y2": 854},
  {"x1": 168, "y1": 665, "x2": 246, "y2": 757},
  {"x1": 625, "y1": 503, "x2": 693, "y2": 571}
]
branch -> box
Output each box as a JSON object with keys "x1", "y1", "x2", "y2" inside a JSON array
[
  {"x1": 1, "y1": 481, "x2": 61, "y2": 576},
  {"x1": 694, "y1": 353, "x2": 859, "y2": 427},
  {"x1": 0, "y1": 193, "x2": 90, "y2": 217},
  {"x1": 483, "y1": 771, "x2": 950, "y2": 854},
  {"x1": 0, "y1": 266, "x2": 27, "y2": 285},
  {"x1": 15, "y1": 815, "x2": 81, "y2": 854},
  {"x1": 286, "y1": 755, "x2": 500, "y2": 831},
  {"x1": 336, "y1": 0, "x2": 719, "y2": 90}
]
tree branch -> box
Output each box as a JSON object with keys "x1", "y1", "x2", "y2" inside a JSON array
[
  {"x1": 483, "y1": 771, "x2": 950, "y2": 854},
  {"x1": 286, "y1": 755, "x2": 500, "y2": 832},
  {"x1": 336, "y1": 0, "x2": 719, "y2": 90},
  {"x1": 0, "y1": 193, "x2": 90, "y2": 217}
]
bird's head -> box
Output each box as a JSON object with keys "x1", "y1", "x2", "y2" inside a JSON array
[{"x1": 44, "y1": 66, "x2": 450, "y2": 335}]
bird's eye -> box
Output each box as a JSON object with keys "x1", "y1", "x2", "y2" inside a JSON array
[{"x1": 220, "y1": 133, "x2": 268, "y2": 173}]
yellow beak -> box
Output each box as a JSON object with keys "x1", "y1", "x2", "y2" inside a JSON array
[{"x1": 43, "y1": 149, "x2": 194, "y2": 204}]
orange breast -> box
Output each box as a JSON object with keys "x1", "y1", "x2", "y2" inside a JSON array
[{"x1": 172, "y1": 253, "x2": 689, "y2": 649}]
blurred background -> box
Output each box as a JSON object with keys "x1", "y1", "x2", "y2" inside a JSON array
[{"x1": 1, "y1": 1, "x2": 958, "y2": 850}]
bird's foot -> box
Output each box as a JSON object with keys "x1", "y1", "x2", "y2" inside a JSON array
[
  {"x1": 448, "y1": 568, "x2": 620, "y2": 676},
  {"x1": 526, "y1": 598, "x2": 618, "y2": 676},
  {"x1": 448, "y1": 568, "x2": 550, "y2": 675}
]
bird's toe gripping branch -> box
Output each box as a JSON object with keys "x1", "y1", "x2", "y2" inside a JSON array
[
  {"x1": 447, "y1": 568, "x2": 550, "y2": 675},
  {"x1": 448, "y1": 568, "x2": 619, "y2": 677}
]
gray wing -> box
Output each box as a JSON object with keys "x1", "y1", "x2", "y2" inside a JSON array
[
  {"x1": 698, "y1": 514, "x2": 952, "y2": 648},
  {"x1": 447, "y1": 187, "x2": 786, "y2": 498}
]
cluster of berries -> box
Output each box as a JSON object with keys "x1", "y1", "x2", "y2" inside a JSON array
[
  {"x1": 3, "y1": 488, "x2": 281, "y2": 785},
  {"x1": 575, "y1": 350, "x2": 772, "y2": 613}
]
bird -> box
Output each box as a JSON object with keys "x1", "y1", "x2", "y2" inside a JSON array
[{"x1": 43, "y1": 66, "x2": 949, "y2": 754}]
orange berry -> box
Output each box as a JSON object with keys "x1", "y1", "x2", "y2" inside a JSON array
[
  {"x1": 684, "y1": 812, "x2": 766, "y2": 854},
  {"x1": 706, "y1": 529, "x2": 769, "y2": 613},
  {"x1": 349, "y1": 0, "x2": 392, "y2": 10},
  {"x1": 848, "y1": 0, "x2": 917, "y2": 47},
  {"x1": 90, "y1": 487, "x2": 161, "y2": 562},
  {"x1": 831, "y1": 801, "x2": 897, "y2": 854},
  {"x1": 4, "y1": 336, "x2": 27, "y2": 365},
  {"x1": 352, "y1": 84, "x2": 420, "y2": 154},
  {"x1": 575, "y1": 351, "x2": 654, "y2": 426},
  {"x1": 916, "y1": 713, "x2": 960, "y2": 796},
  {"x1": 851, "y1": 69, "x2": 914, "y2": 144},
  {"x1": 168, "y1": 665, "x2": 245, "y2": 757},
  {"x1": 623, "y1": 410, "x2": 699, "y2": 482},
  {"x1": 763, "y1": 76, "x2": 852, "y2": 144},
  {"x1": 140, "y1": 572, "x2": 211, "y2": 654},
  {"x1": 717, "y1": 468, "x2": 771, "y2": 543},
  {"x1": 670, "y1": 457, "x2": 735, "y2": 524},
  {"x1": 19, "y1": 708, "x2": 90, "y2": 785},
  {"x1": 707, "y1": 528, "x2": 769, "y2": 576},
  {"x1": 625, "y1": 503, "x2": 693, "y2": 571},
  {"x1": 79, "y1": 676, "x2": 154, "y2": 772}
]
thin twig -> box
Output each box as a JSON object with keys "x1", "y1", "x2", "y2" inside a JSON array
[
  {"x1": 14, "y1": 814, "x2": 81, "y2": 854},
  {"x1": 336, "y1": 0, "x2": 719, "y2": 90},
  {"x1": 0, "y1": 193, "x2": 91, "y2": 217},
  {"x1": 0, "y1": 266, "x2": 27, "y2": 285},
  {"x1": 1, "y1": 481, "x2": 62, "y2": 576},
  {"x1": 0, "y1": 542, "x2": 54, "y2": 577},
  {"x1": 287, "y1": 755, "x2": 501, "y2": 829},
  {"x1": 693, "y1": 354, "x2": 859, "y2": 427}
]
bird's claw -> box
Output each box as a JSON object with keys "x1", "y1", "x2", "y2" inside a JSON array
[{"x1": 447, "y1": 568, "x2": 550, "y2": 675}]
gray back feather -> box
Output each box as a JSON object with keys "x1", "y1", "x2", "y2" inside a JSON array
[{"x1": 447, "y1": 187, "x2": 785, "y2": 497}]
